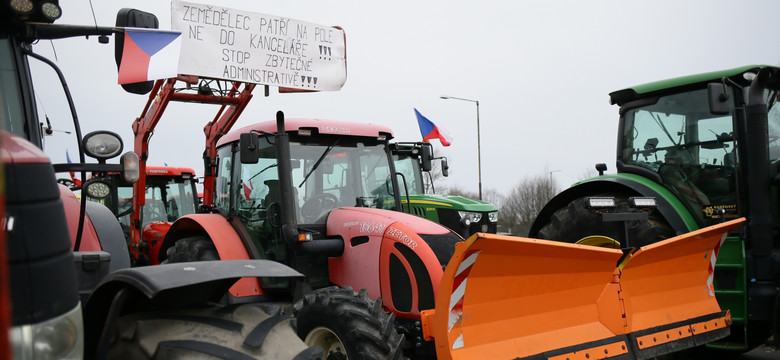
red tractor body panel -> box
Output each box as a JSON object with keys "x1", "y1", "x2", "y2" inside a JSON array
[
  {"x1": 0, "y1": 132, "x2": 50, "y2": 165},
  {"x1": 327, "y1": 207, "x2": 453, "y2": 318},
  {"x1": 145, "y1": 166, "x2": 196, "y2": 177},
  {"x1": 218, "y1": 118, "x2": 394, "y2": 146},
  {"x1": 0, "y1": 133, "x2": 103, "y2": 253},
  {"x1": 165, "y1": 214, "x2": 263, "y2": 296},
  {"x1": 59, "y1": 185, "x2": 102, "y2": 251},
  {"x1": 141, "y1": 222, "x2": 171, "y2": 263}
]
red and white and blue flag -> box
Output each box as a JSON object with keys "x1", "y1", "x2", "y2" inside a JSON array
[
  {"x1": 65, "y1": 149, "x2": 81, "y2": 187},
  {"x1": 118, "y1": 28, "x2": 182, "y2": 84},
  {"x1": 415, "y1": 108, "x2": 452, "y2": 147}
]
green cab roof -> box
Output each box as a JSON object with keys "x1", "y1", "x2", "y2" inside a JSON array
[{"x1": 609, "y1": 64, "x2": 778, "y2": 106}]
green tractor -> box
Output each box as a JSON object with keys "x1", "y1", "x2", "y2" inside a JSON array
[
  {"x1": 529, "y1": 65, "x2": 780, "y2": 353},
  {"x1": 391, "y1": 142, "x2": 498, "y2": 238}
]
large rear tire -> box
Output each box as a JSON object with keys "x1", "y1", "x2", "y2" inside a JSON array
[
  {"x1": 108, "y1": 302, "x2": 323, "y2": 359},
  {"x1": 164, "y1": 235, "x2": 219, "y2": 262},
  {"x1": 294, "y1": 286, "x2": 406, "y2": 360},
  {"x1": 537, "y1": 196, "x2": 674, "y2": 248}
]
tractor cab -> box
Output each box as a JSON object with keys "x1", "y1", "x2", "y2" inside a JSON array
[
  {"x1": 617, "y1": 87, "x2": 740, "y2": 225},
  {"x1": 203, "y1": 117, "x2": 401, "y2": 286},
  {"x1": 218, "y1": 118, "x2": 399, "y2": 224},
  {"x1": 614, "y1": 68, "x2": 780, "y2": 227}
]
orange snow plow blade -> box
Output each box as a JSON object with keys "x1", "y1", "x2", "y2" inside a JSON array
[{"x1": 420, "y1": 218, "x2": 744, "y2": 360}]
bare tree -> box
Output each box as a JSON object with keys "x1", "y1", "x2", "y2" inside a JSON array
[
  {"x1": 499, "y1": 172, "x2": 559, "y2": 236},
  {"x1": 577, "y1": 166, "x2": 599, "y2": 181},
  {"x1": 445, "y1": 185, "x2": 478, "y2": 200}
]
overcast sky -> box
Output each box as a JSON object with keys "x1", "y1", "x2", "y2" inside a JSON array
[{"x1": 32, "y1": 0, "x2": 780, "y2": 196}]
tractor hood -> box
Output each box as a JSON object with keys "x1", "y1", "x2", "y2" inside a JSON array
[
  {"x1": 326, "y1": 207, "x2": 464, "y2": 316},
  {"x1": 327, "y1": 207, "x2": 455, "y2": 236},
  {"x1": 402, "y1": 194, "x2": 497, "y2": 212}
]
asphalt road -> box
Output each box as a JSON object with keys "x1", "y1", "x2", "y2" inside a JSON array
[{"x1": 739, "y1": 344, "x2": 778, "y2": 359}]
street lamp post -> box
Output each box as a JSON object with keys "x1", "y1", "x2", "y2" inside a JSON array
[
  {"x1": 440, "y1": 95, "x2": 482, "y2": 200},
  {"x1": 549, "y1": 170, "x2": 561, "y2": 199}
]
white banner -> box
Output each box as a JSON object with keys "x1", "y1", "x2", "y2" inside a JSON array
[{"x1": 171, "y1": 0, "x2": 347, "y2": 91}]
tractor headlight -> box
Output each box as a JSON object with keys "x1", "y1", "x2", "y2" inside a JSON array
[
  {"x1": 458, "y1": 211, "x2": 482, "y2": 227},
  {"x1": 11, "y1": 304, "x2": 83, "y2": 360},
  {"x1": 10, "y1": 0, "x2": 34, "y2": 14},
  {"x1": 83, "y1": 131, "x2": 123, "y2": 161},
  {"x1": 85, "y1": 180, "x2": 111, "y2": 199},
  {"x1": 39, "y1": 1, "x2": 62, "y2": 21},
  {"x1": 488, "y1": 211, "x2": 498, "y2": 223}
]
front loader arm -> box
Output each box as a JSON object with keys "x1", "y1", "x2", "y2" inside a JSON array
[{"x1": 421, "y1": 218, "x2": 743, "y2": 360}]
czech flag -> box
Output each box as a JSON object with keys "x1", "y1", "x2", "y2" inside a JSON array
[
  {"x1": 118, "y1": 28, "x2": 182, "y2": 84},
  {"x1": 415, "y1": 108, "x2": 452, "y2": 147}
]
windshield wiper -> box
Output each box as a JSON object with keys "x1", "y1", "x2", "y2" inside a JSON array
[
  {"x1": 299, "y1": 138, "x2": 340, "y2": 188},
  {"x1": 248, "y1": 163, "x2": 277, "y2": 182},
  {"x1": 652, "y1": 112, "x2": 679, "y2": 146}
]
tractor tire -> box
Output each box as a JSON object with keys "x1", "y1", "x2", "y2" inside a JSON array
[
  {"x1": 294, "y1": 286, "x2": 406, "y2": 360},
  {"x1": 107, "y1": 302, "x2": 324, "y2": 359},
  {"x1": 164, "y1": 235, "x2": 219, "y2": 262},
  {"x1": 537, "y1": 196, "x2": 675, "y2": 248}
]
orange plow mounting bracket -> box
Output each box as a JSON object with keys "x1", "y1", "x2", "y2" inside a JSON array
[{"x1": 420, "y1": 218, "x2": 744, "y2": 360}]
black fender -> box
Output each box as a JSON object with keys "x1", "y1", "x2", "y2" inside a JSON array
[
  {"x1": 83, "y1": 260, "x2": 303, "y2": 357},
  {"x1": 84, "y1": 201, "x2": 130, "y2": 272},
  {"x1": 528, "y1": 177, "x2": 693, "y2": 238}
]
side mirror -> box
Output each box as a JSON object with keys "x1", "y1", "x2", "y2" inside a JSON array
[
  {"x1": 115, "y1": 8, "x2": 159, "y2": 95},
  {"x1": 420, "y1": 144, "x2": 433, "y2": 172},
  {"x1": 240, "y1": 133, "x2": 260, "y2": 164},
  {"x1": 441, "y1": 158, "x2": 449, "y2": 177},
  {"x1": 595, "y1": 163, "x2": 607, "y2": 176},
  {"x1": 708, "y1": 82, "x2": 730, "y2": 115}
]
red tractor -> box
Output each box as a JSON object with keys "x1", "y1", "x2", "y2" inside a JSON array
[
  {"x1": 148, "y1": 110, "x2": 739, "y2": 359},
  {"x1": 83, "y1": 165, "x2": 199, "y2": 265}
]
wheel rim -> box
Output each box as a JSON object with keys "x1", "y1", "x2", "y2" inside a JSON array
[
  {"x1": 304, "y1": 326, "x2": 347, "y2": 360},
  {"x1": 575, "y1": 235, "x2": 621, "y2": 249}
]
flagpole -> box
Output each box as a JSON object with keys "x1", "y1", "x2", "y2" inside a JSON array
[{"x1": 440, "y1": 96, "x2": 482, "y2": 200}]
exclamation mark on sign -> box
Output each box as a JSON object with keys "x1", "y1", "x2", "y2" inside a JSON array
[{"x1": 319, "y1": 45, "x2": 332, "y2": 60}]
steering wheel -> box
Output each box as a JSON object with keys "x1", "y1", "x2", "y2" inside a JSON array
[
  {"x1": 301, "y1": 193, "x2": 340, "y2": 222},
  {"x1": 145, "y1": 205, "x2": 167, "y2": 223}
]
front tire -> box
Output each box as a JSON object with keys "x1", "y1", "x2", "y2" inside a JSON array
[
  {"x1": 108, "y1": 302, "x2": 323, "y2": 359},
  {"x1": 537, "y1": 196, "x2": 674, "y2": 248},
  {"x1": 294, "y1": 286, "x2": 405, "y2": 360}
]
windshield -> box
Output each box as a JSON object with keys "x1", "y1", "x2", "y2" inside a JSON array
[
  {"x1": 235, "y1": 136, "x2": 396, "y2": 225},
  {"x1": 621, "y1": 88, "x2": 737, "y2": 224},
  {"x1": 0, "y1": 36, "x2": 29, "y2": 139},
  {"x1": 392, "y1": 152, "x2": 425, "y2": 195},
  {"x1": 116, "y1": 177, "x2": 197, "y2": 229}
]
